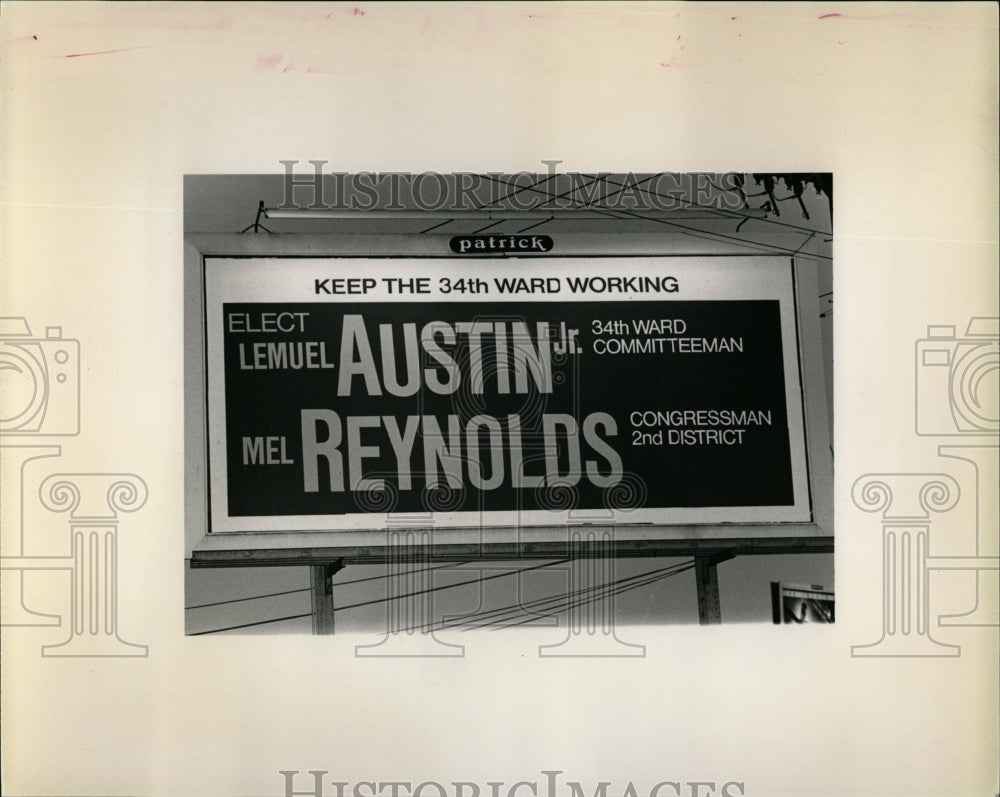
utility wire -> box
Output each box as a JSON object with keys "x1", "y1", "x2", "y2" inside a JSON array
[
  {"x1": 188, "y1": 560, "x2": 695, "y2": 635},
  {"x1": 476, "y1": 173, "x2": 560, "y2": 210},
  {"x1": 192, "y1": 559, "x2": 570, "y2": 633},
  {"x1": 187, "y1": 612, "x2": 312, "y2": 636},
  {"x1": 481, "y1": 171, "x2": 830, "y2": 258},
  {"x1": 495, "y1": 561, "x2": 697, "y2": 630},
  {"x1": 332, "y1": 560, "x2": 475, "y2": 588},
  {"x1": 480, "y1": 560, "x2": 695, "y2": 631},
  {"x1": 332, "y1": 558, "x2": 573, "y2": 614},
  {"x1": 479, "y1": 172, "x2": 651, "y2": 213},
  {"x1": 598, "y1": 173, "x2": 830, "y2": 236},
  {"x1": 419, "y1": 174, "x2": 565, "y2": 234},
  {"x1": 404, "y1": 559, "x2": 695, "y2": 634},
  {"x1": 185, "y1": 561, "x2": 476, "y2": 610},
  {"x1": 185, "y1": 587, "x2": 309, "y2": 611},
  {"x1": 590, "y1": 206, "x2": 832, "y2": 260},
  {"x1": 484, "y1": 171, "x2": 831, "y2": 239}
]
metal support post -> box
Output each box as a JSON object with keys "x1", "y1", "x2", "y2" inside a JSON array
[{"x1": 695, "y1": 553, "x2": 734, "y2": 625}]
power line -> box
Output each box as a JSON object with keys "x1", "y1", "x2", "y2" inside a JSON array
[
  {"x1": 187, "y1": 612, "x2": 312, "y2": 636},
  {"x1": 333, "y1": 558, "x2": 573, "y2": 614},
  {"x1": 600, "y1": 173, "x2": 830, "y2": 236},
  {"x1": 495, "y1": 561, "x2": 697, "y2": 630},
  {"x1": 482, "y1": 171, "x2": 831, "y2": 241},
  {"x1": 478, "y1": 172, "x2": 633, "y2": 212},
  {"x1": 590, "y1": 205, "x2": 832, "y2": 260},
  {"x1": 404, "y1": 559, "x2": 696, "y2": 633},
  {"x1": 480, "y1": 560, "x2": 695, "y2": 630},
  {"x1": 476, "y1": 172, "x2": 560, "y2": 210},
  {"x1": 332, "y1": 560, "x2": 475, "y2": 588},
  {"x1": 185, "y1": 587, "x2": 309, "y2": 611},
  {"x1": 187, "y1": 560, "x2": 697, "y2": 635},
  {"x1": 480, "y1": 171, "x2": 829, "y2": 258},
  {"x1": 185, "y1": 561, "x2": 477, "y2": 610}
]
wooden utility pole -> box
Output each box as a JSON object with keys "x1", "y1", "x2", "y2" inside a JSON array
[{"x1": 310, "y1": 560, "x2": 343, "y2": 635}]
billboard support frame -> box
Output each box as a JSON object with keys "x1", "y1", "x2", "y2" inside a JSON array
[{"x1": 185, "y1": 231, "x2": 833, "y2": 573}]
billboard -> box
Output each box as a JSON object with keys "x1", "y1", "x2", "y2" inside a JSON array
[{"x1": 201, "y1": 255, "x2": 813, "y2": 534}]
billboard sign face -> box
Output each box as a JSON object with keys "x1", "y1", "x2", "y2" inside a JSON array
[{"x1": 203, "y1": 256, "x2": 811, "y2": 533}]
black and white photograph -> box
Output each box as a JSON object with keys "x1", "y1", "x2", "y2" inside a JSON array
[{"x1": 183, "y1": 171, "x2": 834, "y2": 634}]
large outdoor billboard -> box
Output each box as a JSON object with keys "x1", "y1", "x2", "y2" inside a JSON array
[{"x1": 201, "y1": 255, "x2": 813, "y2": 533}]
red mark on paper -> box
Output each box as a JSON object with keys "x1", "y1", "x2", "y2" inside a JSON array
[
  {"x1": 819, "y1": 13, "x2": 843, "y2": 19},
  {"x1": 255, "y1": 53, "x2": 282, "y2": 71},
  {"x1": 353, "y1": 7, "x2": 365, "y2": 15}
]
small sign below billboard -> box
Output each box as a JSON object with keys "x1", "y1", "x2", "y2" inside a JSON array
[{"x1": 771, "y1": 582, "x2": 835, "y2": 623}]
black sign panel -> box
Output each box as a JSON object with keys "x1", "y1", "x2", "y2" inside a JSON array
[{"x1": 221, "y1": 300, "x2": 792, "y2": 517}]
